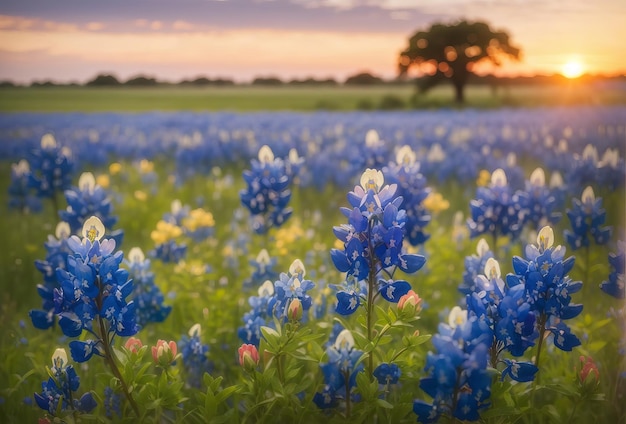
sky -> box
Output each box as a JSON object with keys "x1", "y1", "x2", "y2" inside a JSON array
[{"x1": 0, "y1": 0, "x2": 625, "y2": 84}]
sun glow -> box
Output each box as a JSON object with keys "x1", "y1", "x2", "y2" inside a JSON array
[{"x1": 562, "y1": 60, "x2": 584, "y2": 79}]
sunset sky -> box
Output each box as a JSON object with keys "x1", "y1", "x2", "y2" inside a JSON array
[{"x1": 0, "y1": 0, "x2": 624, "y2": 84}]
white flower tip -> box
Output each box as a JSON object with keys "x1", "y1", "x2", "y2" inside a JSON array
[
  {"x1": 582, "y1": 144, "x2": 598, "y2": 163},
  {"x1": 52, "y1": 347, "x2": 68, "y2": 369},
  {"x1": 365, "y1": 129, "x2": 380, "y2": 147},
  {"x1": 55, "y1": 222, "x2": 71, "y2": 240},
  {"x1": 360, "y1": 168, "x2": 384, "y2": 192},
  {"x1": 288, "y1": 148, "x2": 300, "y2": 163},
  {"x1": 256, "y1": 249, "x2": 271, "y2": 264},
  {"x1": 484, "y1": 257, "x2": 501, "y2": 280},
  {"x1": 12, "y1": 159, "x2": 30, "y2": 175},
  {"x1": 82, "y1": 216, "x2": 105, "y2": 242},
  {"x1": 78, "y1": 172, "x2": 96, "y2": 193},
  {"x1": 41, "y1": 134, "x2": 57, "y2": 148},
  {"x1": 476, "y1": 238, "x2": 490, "y2": 256},
  {"x1": 582, "y1": 186, "x2": 595, "y2": 204},
  {"x1": 258, "y1": 280, "x2": 275, "y2": 297},
  {"x1": 396, "y1": 145, "x2": 416, "y2": 166},
  {"x1": 171, "y1": 199, "x2": 182, "y2": 214},
  {"x1": 334, "y1": 329, "x2": 355, "y2": 350},
  {"x1": 289, "y1": 259, "x2": 306, "y2": 277},
  {"x1": 448, "y1": 306, "x2": 467, "y2": 329},
  {"x1": 128, "y1": 247, "x2": 145, "y2": 263},
  {"x1": 529, "y1": 168, "x2": 545, "y2": 186},
  {"x1": 549, "y1": 171, "x2": 563, "y2": 188},
  {"x1": 258, "y1": 145, "x2": 274, "y2": 164},
  {"x1": 506, "y1": 153, "x2": 516, "y2": 167},
  {"x1": 188, "y1": 323, "x2": 201, "y2": 337},
  {"x1": 537, "y1": 226, "x2": 554, "y2": 250},
  {"x1": 491, "y1": 169, "x2": 507, "y2": 187},
  {"x1": 427, "y1": 143, "x2": 445, "y2": 162}
]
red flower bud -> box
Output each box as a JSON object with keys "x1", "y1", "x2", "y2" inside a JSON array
[
  {"x1": 124, "y1": 337, "x2": 143, "y2": 354},
  {"x1": 152, "y1": 340, "x2": 177, "y2": 366},
  {"x1": 398, "y1": 290, "x2": 422, "y2": 317},
  {"x1": 238, "y1": 344, "x2": 259, "y2": 371}
]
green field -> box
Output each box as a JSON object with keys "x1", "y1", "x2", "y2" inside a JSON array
[{"x1": 1, "y1": 82, "x2": 625, "y2": 112}]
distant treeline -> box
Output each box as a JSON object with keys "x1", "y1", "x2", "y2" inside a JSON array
[{"x1": 1, "y1": 71, "x2": 624, "y2": 88}]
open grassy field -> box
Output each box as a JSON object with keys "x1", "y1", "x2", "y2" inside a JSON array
[{"x1": 1, "y1": 82, "x2": 625, "y2": 112}]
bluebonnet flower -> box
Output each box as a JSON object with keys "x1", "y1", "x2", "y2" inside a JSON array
[
  {"x1": 7, "y1": 159, "x2": 42, "y2": 212},
  {"x1": 600, "y1": 241, "x2": 625, "y2": 299},
  {"x1": 178, "y1": 323, "x2": 212, "y2": 388},
  {"x1": 28, "y1": 134, "x2": 74, "y2": 204},
  {"x1": 373, "y1": 363, "x2": 401, "y2": 386},
  {"x1": 34, "y1": 348, "x2": 96, "y2": 416},
  {"x1": 467, "y1": 168, "x2": 526, "y2": 242},
  {"x1": 60, "y1": 172, "x2": 124, "y2": 245},
  {"x1": 124, "y1": 247, "x2": 172, "y2": 327},
  {"x1": 49, "y1": 216, "x2": 138, "y2": 362},
  {"x1": 285, "y1": 147, "x2": 305, "y2": 185},
  {"x1": 313, "y1": 329, "x2": 364, "y2": 410},
  {"x1": 507, "y1": 226, "x2": 583, "y2": 354},
  {"x1": 362, "y1": 129, "x2": 389, "y2": 172},
  {"x1": 239, "y1": 280, "x2": 276, "y2": 346},
  {"x1": 239, "y1": 145, "x2": 293, "y2": 234},
  {"x1": 269, "y1": 259, "x2": 315, "y2": 321},
  {"x1": 459, "y1": 239, "x2": 494, "y2": 296},
  {"x1": 414, "y1": 308, "x2": 492, "y2": 423},
  {"x1": 243, "y1": 249, "x2": 279, "y2": 290},
  {"x1": 465, "y1": 257, "x2": 538, "y2": 380},
  {"x1": 163, "y1": 199, "x2": 191, "y2": 226},
  {"x1": 331, "y1": 169, "x2": 426, "y2": 315},
  {"x1": 103, "y1": 386, "x2": 122, "y2": 419},
  {"x1": 597, "y1": 147, "x2": 625, "y2": 191},
  {"x1": 564, "y1": 186, "x2": 612, "y2": 250},
  {"x1": 518, "y1": 168, "x2": 562, "y2": 230},
  {"x1": 500, "y1": 359, "x2": 539, "y2": 383},
  {"x1": 30, "y1": 222, "x2": 73, "y2": 330},
  {"x1": 383, "y1": 145, "x2": 432, "y2": 246}
]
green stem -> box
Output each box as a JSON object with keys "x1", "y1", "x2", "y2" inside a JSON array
[
  {"x1": 533, "y1": 313, "x2": 548, "y2": 384},
  {"x1": 98, "y1": 316, "x2": 141, "y2": 417}
]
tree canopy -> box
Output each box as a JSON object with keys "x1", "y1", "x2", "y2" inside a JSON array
[{"x1": 399, "y1": 20, "x2": 521, "y2": 103}]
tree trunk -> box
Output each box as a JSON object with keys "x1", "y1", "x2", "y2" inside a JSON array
[{"x1": 454, "y1": 81, "x2": 465, "y2": 104}]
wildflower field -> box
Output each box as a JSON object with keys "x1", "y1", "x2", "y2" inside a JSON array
[{"x1": 0, "y1": 106, "x2": 624, "y2": 423}]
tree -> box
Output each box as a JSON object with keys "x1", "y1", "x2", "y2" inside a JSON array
[
  {"x1": 86, "y1": 74, "x2": 121, "y2": 86},
  {"x1": 344, "y1": 72, "x2": 384, "y2": 85},
  {"x1": 398, "y1": 20, "x2": 521, "y2": 103}
]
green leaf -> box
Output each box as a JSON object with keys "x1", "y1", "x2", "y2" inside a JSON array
[{"x1": 377, "y1": 398, "x2": 394, "y2": 409}]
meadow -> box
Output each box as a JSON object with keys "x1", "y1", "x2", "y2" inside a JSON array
[{"x1": 0, "y1": 101, "x2": 624, "y2": 423}]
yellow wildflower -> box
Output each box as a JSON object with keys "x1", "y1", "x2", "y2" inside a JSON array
[
  {"x1": 182, "y1": 208, "x2": 215, "y2": 232},
  {"x1": 109, "y1": 162, "x2": 122, "y2": 175},
  {"x1": 423, "y1": 192, "x2": 450, "y2": 214},
  {"x1": 151, "y1": 220, "x2": 183, "y2": 244},
  {"x1": 476, "y1": 169, "x2": 490, "y2": 187},
  {"x1": 96, "y1": 174, "x2": 110, "y2": 189}
]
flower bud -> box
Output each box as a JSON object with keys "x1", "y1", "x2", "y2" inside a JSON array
[
  {"x1": 238, "y1": 344, "x2": 259, "y2": 372},
  {"x1": 152, "y1": 340, "x2": 177, "y2": 366},
  {"x1": 124, "y1": 337, "x2": 143, "y2": 354},
  {"x1": 287, "y1": 298, "x2": 303, "y2": 321},
  {"x1": 578, "y1": 355, "x2": 599, "y2": 386},
  {"x1": 398, "y1": 290, "x2": 422, "y2": 317}
]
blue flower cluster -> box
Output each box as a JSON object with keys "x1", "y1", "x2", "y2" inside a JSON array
[
  {"x1": 383, "y1": 145, "x2": 432, "y2": 246},
  {"x1": 238, "y1": 259, "x2": 316, "y2": 345},
  {"x1": 467, "y1": 168, "x2": 526, "y2": 242},
  {"x1": 330, "y1": 169, "x2": 426, "y2": 315},
  {"x1": 313, "y1": 329, "x2": 364, "y2": 410},
  {"x1": 507, "y1": 226, "x2": 582, "y2": 352},
  {"x1": 30, "y1": 222, "x2": 73, "y2": 329},
  {"x1": 458, "y1": 239, "x2": 494, "y2": 296},
  {"x1": 178, "y1": 324, "x2": 212, "y2": 388},
  {"x1": 517, "y1": 168, "x2": 562, "y2": 230},
  {"x1": 7, "y1": 159, "x2": 42, "y2": 212},
  {"x1": 34, "y1": 348, "x2": 96, "y2": 416},
  {"x1": 239, "y1": 145, "x2": 293, "y2": 234},
  {"x1": 60, "y1": 171, "x2": 124, "y2": 245},
  {"x1": 32, "y1": 216, "x2": 139, "y2": 362},
  {"x1": 564, "y1": 186, "x2": 612, "y2": 250},
  {"x1": 414, "y1": 307, "x2": 492, "y2": 423},
  {"x1": 600, "y1": 241, "x2": 625, "y2": 299},
  {"x1": 242, "y1": 249, "x2": 279, "y2": 290},
  {"x1": 124, "y1": 247, "x2": 172, "y2": 327},
  {"x1": 26, "y1": 134, "x2": 74, "y2": 203}
]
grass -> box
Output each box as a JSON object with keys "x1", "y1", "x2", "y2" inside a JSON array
[{"x1": 1, "y1": 82, "x2": 624, "y2": 113}]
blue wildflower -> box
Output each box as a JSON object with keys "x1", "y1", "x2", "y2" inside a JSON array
[
  {"x1": 467, "y1": 168, "x2": 526, "y2": 242},
  {"x1": 124, "y1": 247, "x2": 172, "y2": 327},
  {"x1": 243, "y1": 249, "x2": 279, "y2": 290},
  {"x1": 517, "y1": 168, "x2": 561, "y2": 230},
  {"x1": 373, "y1": 363, "x2": 401, "y2": 386},
  {"x1": 564, "y1": 186, "x2": 612, "y2": 250},
  {"x1": 500, "y1": 359, "x2": 538, "y2": 383},
  {"x1": 459, "y1": 239, "x2": 494, "y2": 296},
  {"x1": 600, "y1": 241, "x2": 625, "y2": 299},
  {"x1": 34, "y1": 348, "x2": 96, "y2": 415},
  {"x1": 178, "y1": 324, "x2": 212, "y2": 388},
  {"x1": 239, "y1": 145, "x2": 293, "y2": 234},
  {"x1": 313, "y1": 329, "x2": 364, "y2": 411},
  {"x1": 383, "y1": 145, "x2": 432, "y2": 246},
  {"x1": 27, "y1": 134, "x2": 74, "y2": 204},
  {"x1": 238, "y1": 280, "x2": 275, "y2": 346},
  {"x1": 414, "y1": 308, "x2": 492, "y2": 423},
  {"x1": 7, "y1": 159, "x2": 42, "y2": 212},
  {"x1": 271, "y1": 259, "x2": 315, "y2": 321}
]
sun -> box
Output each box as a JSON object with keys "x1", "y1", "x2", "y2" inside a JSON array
[{"x1": 561, "y1": 60, "x2": 584, "y2": 79}]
